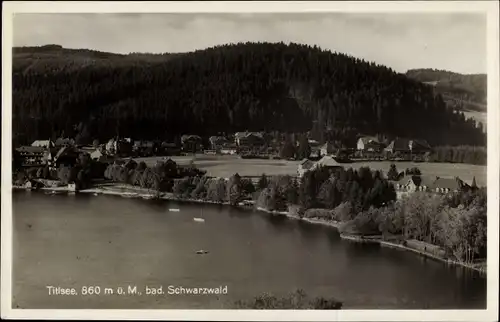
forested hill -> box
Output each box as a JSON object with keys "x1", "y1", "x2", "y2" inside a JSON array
[
  {"x1": 12, "y1": 42, "x2": 485, "y2": 147},
  {"x1": 406, "y1": 68, "x2": 487, "y2": 113}
]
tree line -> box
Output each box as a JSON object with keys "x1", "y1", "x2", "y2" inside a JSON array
[
  {"x1": 430, "y1": 146, "x2": 487, "y2": 165},
  {"x1": 103, "y1": 159, "x2": 206, "y2": 192},
  {"x1": 13, "y1": 42, "x2": 485, "y2": 148},
  {"x1": 256, "y1": 166, "x2": 397, "y2": 214},
  {"x1": 341, "y1": 188, "x2": 486, "y2": 264}
]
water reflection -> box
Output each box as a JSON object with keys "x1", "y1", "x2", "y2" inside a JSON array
[
  {"x1": 227, "y1": 207, "x2": 251, "y2": 219},
  {"x1": 266, "y1": 214, "x2": 291, "y2": 232},
  {"x1": 326, "y1": 231, "x2": 342, "y2": 244},
  {"x1": 296, "y1": 221, "x2": 326, "y2": 240}
]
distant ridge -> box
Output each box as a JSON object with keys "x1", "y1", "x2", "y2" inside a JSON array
[{"x1": 406, "y1": 68, "x2": 487, "y2": 113}]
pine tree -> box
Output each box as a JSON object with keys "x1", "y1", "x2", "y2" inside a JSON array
[
  {"x1": 387, "y1": 163, "x2": 399, "y2": 180},
  {"x1": 471, "y1": 176, "x2": 478, "y2": 190},
  {"x1": 280, "y1": 139, "x2": 296, "y2": 159},
  {"x1": 297, "y1": 134, "x2": 311, "y2": 160},
  {"x1": 227, "y1": 173, "x2": 242, "y2": 206},
  {"x1": 258, "y1": 173, "x2": 269, "y2": 190}
]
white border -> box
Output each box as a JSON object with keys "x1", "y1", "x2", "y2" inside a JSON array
[{"x1": 2, "y1": 1, "x2": 499, "y2": 321}]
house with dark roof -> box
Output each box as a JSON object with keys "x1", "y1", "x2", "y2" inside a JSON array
[
  {"x1": 393, "y1": 175, "x2": 469, "y2": 197},
  {"x1": 209, "y1": 136, "x2": 230, "y2": 150},
  {"x1": 385, "y1": 138, "x2": 432, "y2": 159},
  {"x1": 357, "y1": 136, "x2": 385, "y2": 152},
  {"x1": 320, "y1": 142, "x2": 335, "y2": 156},
  {"x1": 181, "y1": 135, "x2": 203, "y2": 153},
  {"x1": 234, "y1": 132, "x2": 265, "y2": 149},
  {"x1": 220, "y1": 144, "x2": 238, "y2": 155},
  {"x1": 432, "y1": 177, "x2": 468, "y2": 194},
  {"x1": 409, "y1": 139, "x2": 432, "y2": 154},
  {"x1": 106, "y1": 137, "x2": 133, "y2": 156},
  {"x1": 311, "y1": 156, "x2": 344, "y2": 172},
  {"x1": 159, "y1": 141, "x2": 181, "y2": 156},
  {"x1": 384, "y1": 138, "x2": 411, "y2": 155},
  {"x1": 234, "y1": 132, "x2": 249, "y2": 145},
  {"x1": 133, "y1": 140, "x2": 157, "y2": 156},
  {"x1": 51, "y1": 147, "x2": 81, "y2": 169},
  {"x1": 395, "y1": 175, "x2": 436, "y2": 193}
]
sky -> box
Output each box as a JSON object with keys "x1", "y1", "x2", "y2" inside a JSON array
[{"x1": 12, "y1": 12, "x2": 487, "y2": 74}]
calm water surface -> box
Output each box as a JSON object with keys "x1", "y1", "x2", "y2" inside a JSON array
[{"x1": 12, "y1": 191, "x2": 486, "y2": 309}]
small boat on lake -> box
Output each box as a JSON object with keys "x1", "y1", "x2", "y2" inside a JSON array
[
  {"x1": 196, "y1": 250, "x2": 209, "y2": 255},
  {"x1": 193, "y1": 208, "x2": 205, "y2": 222},
  {"x1": 169, "y1": 208, "x2": 180, "y2": 212}
]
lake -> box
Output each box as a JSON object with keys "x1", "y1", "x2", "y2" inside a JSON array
[{"x1": 12, "y1": 191, "x2": 486, "y2": 309}]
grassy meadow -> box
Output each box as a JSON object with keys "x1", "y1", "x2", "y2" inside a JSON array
[{"x1": 133, "y1": 155, "x2": 487, "y2": 187}]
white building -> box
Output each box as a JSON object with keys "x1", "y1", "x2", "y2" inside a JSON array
[{"x1": 31, "y1": 139, "x2": 54, "y2": 148}]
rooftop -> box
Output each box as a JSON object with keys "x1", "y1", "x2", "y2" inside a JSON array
[
  {"x1": 433, "y1": 177, "x2": 464, "y2": 190},
  {"x1": 234, "y1": 131, "x2": 264, "y2": 139},
  {"x1": 359, "y1": 136, "x2": 381, "y2": 144},
  {"x1": 315, "y1": 155, "x2": 342, "y2": 168},
  {"x1": 31, "y1": 140, "x2": 54, "y2": 148}
]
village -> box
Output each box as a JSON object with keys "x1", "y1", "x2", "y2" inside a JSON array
[{"x1": 12, "y1": 131, "x2": 479, "y2": 197}]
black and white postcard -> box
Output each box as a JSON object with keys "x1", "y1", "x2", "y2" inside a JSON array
[{"x1": 1, "y1": 1, "x2": 499, "y2": 321}]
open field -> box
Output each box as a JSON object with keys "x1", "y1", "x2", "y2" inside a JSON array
[
  {"x1": 133, "y1": 155, "x2": 487, "y2": 187},
  {"x1": 463, "y1": 110, "x2": 487, "y2": 129}
]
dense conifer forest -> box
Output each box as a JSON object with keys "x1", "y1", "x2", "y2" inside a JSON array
[{"x1": 12, "y1": 42, "x2": 486, "y2": 147}]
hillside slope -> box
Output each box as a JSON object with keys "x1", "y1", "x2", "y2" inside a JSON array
[
  {"x1": 12, "y1": 43, "x2": 485, "y2": 147},
  {"x1": 406, "y1": 68, "x2": 487, "y2": 111}
]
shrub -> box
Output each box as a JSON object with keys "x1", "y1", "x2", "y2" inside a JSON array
[
  {"x1": 233, "y1": 289, "x2": 342, "y2": 309},
  {"x1": 241, "y1": 178, "x2": 256, "y2": 195},
  {"x1": 206, "y1": 178, "x2": 227, "y2": 203},
  {"x1": 303, "y1": 208, "x2": 335, "y2": 220},
  {"x1": 334, "y1": 202, "x2": 354, "y2": 222},
  {"x1": 172, "y1": 177, "x2": 191, "y2": 197},
  {"x1": 257, "y1": 173, "x2": 269, "y2": 190}
]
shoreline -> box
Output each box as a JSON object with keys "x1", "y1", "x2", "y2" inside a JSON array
[{"x1": 13, "y1": 184, "x2": 486, "y2": 274}]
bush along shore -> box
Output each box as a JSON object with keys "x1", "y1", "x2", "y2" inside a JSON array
[{"x1": 15, "y1": 158, "x2": 487, "y2": 275}]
